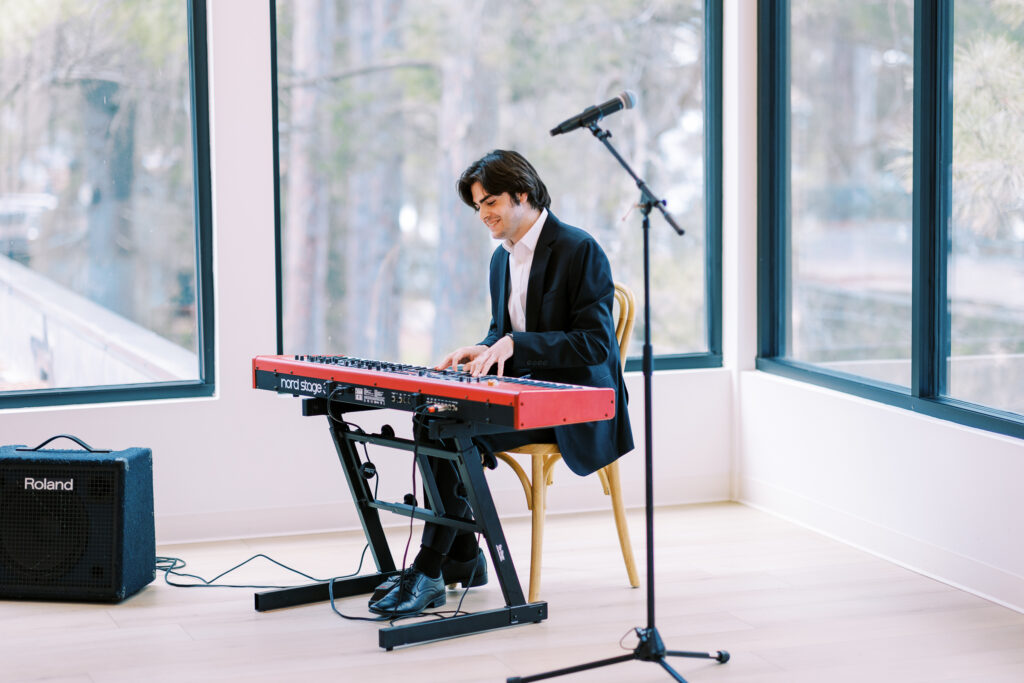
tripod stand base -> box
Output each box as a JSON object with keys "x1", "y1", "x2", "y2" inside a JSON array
[{"x1": 507, "y1": 626, "x2": 728, "y2": 683}]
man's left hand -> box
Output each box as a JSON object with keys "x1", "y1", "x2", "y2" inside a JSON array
[{"x1": 464, "y1": 334, "x2": 513, "y2": 377}]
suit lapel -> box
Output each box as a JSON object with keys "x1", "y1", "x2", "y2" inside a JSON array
[{"x1": 525, "y1": 213, "x2": 558, "y2": 332}]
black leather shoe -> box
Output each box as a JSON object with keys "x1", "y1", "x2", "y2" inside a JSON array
[
  {"x1": 441, "y1": 548, "x2": 488, "y2": 589},
  {"x1": 368, "y1": 568, "x2": 445, "y2": 617},
  {"x1": 369, "y1": 549, "x2": 488, "y2": 602}
]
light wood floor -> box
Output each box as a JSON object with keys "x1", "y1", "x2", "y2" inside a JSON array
[{"x1": 3, "y1": 502, "x2": 1024, "y2": 682}]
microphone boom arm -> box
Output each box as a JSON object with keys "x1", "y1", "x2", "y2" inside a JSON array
[{"x1": 587, "y1": 123, "x2": 684, "y2": 235}]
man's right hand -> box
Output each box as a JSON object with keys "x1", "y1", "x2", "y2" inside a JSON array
[{"x1": 435, "y1": 345, "x2": 488, "y2": 372}]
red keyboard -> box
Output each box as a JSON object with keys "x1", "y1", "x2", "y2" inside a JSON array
[{"x1": 252, "y1": 354, "x2": 614, "y2": 430}]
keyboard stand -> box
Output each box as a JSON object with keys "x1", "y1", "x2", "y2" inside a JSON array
[{"x1": 254, "y1": 396, "x2": 548, "y2": 650}]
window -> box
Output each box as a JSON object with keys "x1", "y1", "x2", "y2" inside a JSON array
[
  {"x1": 948, "y1": 0, "x2": 1024, "y2": 415},
  {"x1": 759, "y1": 0, "x2": 1024, "y2": 439},
  {"x1": 272, "y1": 0, "x2": 721, "y2": 370},
  {"x1": 0, "y1": 0, "x2": 214, "y2": 408},
  {"x1": 787, "y1": 0, "x2": 915, "y2": 386}
]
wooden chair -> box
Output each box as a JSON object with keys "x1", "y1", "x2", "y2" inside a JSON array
[{"x1": 494, "y1": 282, "x2": 640, "y2": 603}]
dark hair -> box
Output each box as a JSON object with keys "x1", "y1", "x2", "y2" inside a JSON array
[{"x1": 457, "y1": 149, "x2": 551, "y2": 211}]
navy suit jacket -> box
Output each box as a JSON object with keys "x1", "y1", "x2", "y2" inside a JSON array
[{"x1": 479, "y1": 211, "x2": 634, "y2": 476}]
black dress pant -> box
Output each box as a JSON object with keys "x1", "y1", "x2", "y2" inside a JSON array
[{"x1": 415, "y1": 415, "x2": 556, "y2": 555}]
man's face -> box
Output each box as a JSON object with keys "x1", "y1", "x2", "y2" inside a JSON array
[{"x1": 470, "y1": 181, "x2": 534, "y2": 243}]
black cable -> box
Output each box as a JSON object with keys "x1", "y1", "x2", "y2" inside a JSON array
[
  {"x1": 154, "y1": 393, "x2": 459, "y2": 623},
  {"x1": 327, "y1": 575, "x2": 394, "y2": 622},
  {"x1": 413, "y1": 531, "x2": 482, "y2": 621},
  {"x1": 358, "y1": 402, "x2": 491, "y2": 625},
  {"x1": 448, "y1": 533, "x2": 483, "y2": 617},
  {"x1": 319, "y1": 394, "x2": 432, "y2": 623},
  {"x1": 324, "y1": 386, "x2": 381, "y2": 502},
  {"x1": 156, "y1": 540, "x2": 407, "y2": 623},
  {"x1": 376, "y1": 402, "x2": 430, "y2": 623},
  {"x1": 222, "y1": 391, "x2": 487, "y2": 624},
  {"x1": 155, "y1": 546, "x2": 370, "y2": 590},
  {"x1": 384, "y1": 409, "x2": 484, "y2": 623}
]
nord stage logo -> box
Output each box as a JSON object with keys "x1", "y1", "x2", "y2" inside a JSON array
[{"x1": 279, "y1": 377, "x2": 326, "y2": 395}]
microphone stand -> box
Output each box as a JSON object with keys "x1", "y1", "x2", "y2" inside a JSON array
[{"x1": 508, "y1": 124, "x2": 729, "y2": 682}]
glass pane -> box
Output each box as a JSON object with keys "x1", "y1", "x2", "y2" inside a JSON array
[
  {"x1": 0, "y1": 1, "x2": 200, "y2": 392},
  {"x1": 948, "y1": 1, "x2": 1024, "y2": 415},
  {"x1": 276, "y1": 0, "x2": 707, "y2": 365},
  {"x1": 788, "y1": 0, "x2": 915, "y2": 385}
]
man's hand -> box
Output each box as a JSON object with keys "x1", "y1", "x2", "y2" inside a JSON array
[
  {"x1": 463, "y1": 335, "x2": 514, "y2": 378},
  {"x1": 435, "y1": 345, "x2": 488, "y2": 372}
]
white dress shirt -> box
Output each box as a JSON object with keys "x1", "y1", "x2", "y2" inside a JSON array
[{"x1": 502, "y1": 208, "x2": 547, "y2": 333}]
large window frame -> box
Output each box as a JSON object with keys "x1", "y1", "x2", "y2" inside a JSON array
[
  {"x1": 268, "y1": 0, "x2": 723, "y2": 373},
  {"x1": 0, "y1": 0, "x2": 216, "y2": 410},
  {"x1": 757, "y1": 0, "x2": 1024, "y2": 440}
]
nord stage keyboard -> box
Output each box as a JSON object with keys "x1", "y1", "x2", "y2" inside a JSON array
[{"x1": 252, "y1": 354, "x2": 614, "y2": 430}]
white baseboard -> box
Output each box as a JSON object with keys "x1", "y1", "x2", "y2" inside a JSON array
[{"x1": 739, "y1": 476, "x2": 1024, "y2": 615}]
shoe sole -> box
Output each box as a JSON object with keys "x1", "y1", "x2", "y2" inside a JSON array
[{"x1": 445, "y1": 571, "x2": 488, "y2": 590}]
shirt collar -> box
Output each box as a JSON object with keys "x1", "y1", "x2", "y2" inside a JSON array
[{"x1": 502, "y1": 208, "x2": 547, "y2": 254}]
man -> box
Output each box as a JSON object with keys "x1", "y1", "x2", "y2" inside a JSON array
[{"x1": 369, "y1": 149, "x2": 633, "y2": 617}]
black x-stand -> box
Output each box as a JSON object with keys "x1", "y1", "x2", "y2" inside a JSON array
[{"x1": 508, "y1": 123, "x2": 730, "y2": 682}]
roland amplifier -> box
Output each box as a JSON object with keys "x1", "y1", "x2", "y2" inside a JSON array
[{"x1": 0, "y1": 435, "x2": 155, "y2": 602}]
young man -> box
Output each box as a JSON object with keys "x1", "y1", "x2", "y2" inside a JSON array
[{"x1": 369, "y1": 149, "x2": 633, "y2": 617}]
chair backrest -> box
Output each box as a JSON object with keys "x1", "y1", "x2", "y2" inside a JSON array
[{"x1": 613, "y1": 282, "x2": 636, "y2": 369}]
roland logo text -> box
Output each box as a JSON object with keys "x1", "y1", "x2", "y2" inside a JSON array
[{"x1": 23, "y1": 477, "x2": 75, "y2": 492}]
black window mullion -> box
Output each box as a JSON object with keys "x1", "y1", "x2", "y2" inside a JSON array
[
  {"x1": 937, "y1": 0, "x2": 954, "y2": 400},
  {"x1": 270, "y1": 0, "x2": 284, "y2": 355},
  {"x1": 705, "y1": 0, "x2": 724, "y2": 358},
  {"x1": 911, "y1": 0, "x2": 953, "y2": 399},
  {"x1": 189, "y1": 0, "x2": 216, "y2": 387},
  {"x1": 757, "y1": 0, "x2": 788, "y2": 359}
]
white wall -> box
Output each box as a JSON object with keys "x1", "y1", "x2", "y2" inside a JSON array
[
  {"x1": 723, "y1": 1, "x2": 1024, "y2": 613},
  {"x1": 738, "y1": 373, "x2": 1024, "y2": 611},
  {"x1": 0, "y1": 1, "x2": 734, "y2": 546}
]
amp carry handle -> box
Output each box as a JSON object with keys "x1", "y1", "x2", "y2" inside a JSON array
[{"x1": 15, "y1": 434, "x2": 111, "y2": 454}]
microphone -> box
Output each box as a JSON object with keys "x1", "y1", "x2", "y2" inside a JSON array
[{"x1": 550, "y1": 91, "x2": 637, "y2": 136}]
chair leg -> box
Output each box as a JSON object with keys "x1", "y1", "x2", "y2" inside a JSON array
[
  {"x1": 528, "y1": 454, "x2": 546, "y2": 603},
  {"x1": 603, "y1": 460, "x2": 640, "y2": 588},
  {"x1": 494, "y1": 452, "x2": 533, "y2": 509}
]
